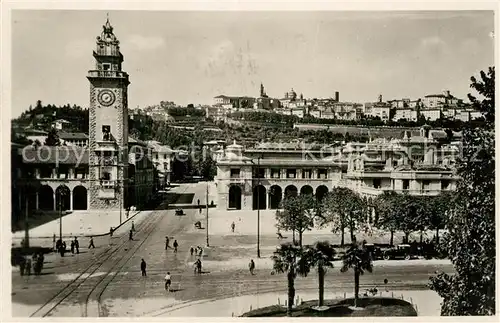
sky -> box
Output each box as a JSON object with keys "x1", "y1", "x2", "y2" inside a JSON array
[{"x1": 11, "y1": 10, "x2": 494, "y2": 117}]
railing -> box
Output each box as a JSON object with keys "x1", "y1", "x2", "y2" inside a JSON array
[
  {"x1": 359, "y1": 186, "x2": 446, "y2": 196},
  {"x1": 99, "y1": 180, "x2": 116, "y2": 188},
  {"x1": 88, "y1": 70, "x2": 128, "y2": 78}
]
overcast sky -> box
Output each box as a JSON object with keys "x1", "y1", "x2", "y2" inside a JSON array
[{"x1": 11, "y1": 10, "x2": 494, "y2": 117}]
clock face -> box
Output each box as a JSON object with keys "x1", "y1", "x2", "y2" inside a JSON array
[{"x1": 98, "y1": 89, "x2": 116, "y2": 107}]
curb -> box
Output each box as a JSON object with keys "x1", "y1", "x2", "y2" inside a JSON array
[{"x1": 11, "y1": 210, "x2": 142, "y2": 240}]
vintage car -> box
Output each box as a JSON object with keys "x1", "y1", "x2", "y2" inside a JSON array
[
  {"x1": 175, "y1": 208, "x2": 185, "y2": 216},
  {"x1": 382, "y1": 244, "x2": 413, "y2": 260},
  {"x1": 364, "y1": 243, "x2": 383, "y2": 260}
]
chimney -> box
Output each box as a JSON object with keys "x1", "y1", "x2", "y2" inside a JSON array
[
  {"x1": 444, "y1": 90, "x2": 450, "y2": 97},
  {"x1": 335, "y1": 91, "x2": 339, "y2": 102}
]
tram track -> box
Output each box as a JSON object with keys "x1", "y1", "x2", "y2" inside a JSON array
[{"x1": 29, "y1": 185, "x2": 191, "y2": 317}]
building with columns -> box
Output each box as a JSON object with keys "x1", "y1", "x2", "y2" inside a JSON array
[
  {"x1": 11, "y1": 18, "x2": 155, "y2": 225},
  {"x1": 215, "y1": 126, "x2": 459, "y2": 211}
]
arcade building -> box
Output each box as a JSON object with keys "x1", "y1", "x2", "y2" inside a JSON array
[
  {"x1": 12, "y1": 19, "x2": 155, "y2": 224},
  {"x1": 215, "y1": 126, "x2": 460, "y2": 211}
]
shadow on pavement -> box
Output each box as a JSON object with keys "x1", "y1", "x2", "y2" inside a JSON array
[{"x1": 12, "y1": 211, "x2": 74, "y2": 233}]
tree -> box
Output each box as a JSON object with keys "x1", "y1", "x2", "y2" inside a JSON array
[
  {"x1": 374, "y1": 191, "x2": 400, "y2": 245},
  {"x1": 44, "y1": 128, "x2": 60, "y2": 146},
  {"x1": 319, "y1": 187, "x2": 366, "y2": 246},
  {"x1": 427, "y1": 192, "x2": 453, "y2": 244},
  {"x1": 271, "y1": 242, "x2": 304, "y2": 316},
  {"x1": 276, "y1": 195, "x2": 316, "y2": 247},
  {"x1": 430, "y1": 68, "x2": 495, "y2": 316},
  {"x1": 340, "y1": 239, "x2": 373, "y2": 308},
  {"x1": 298, "y1": 241, "x2": 336, "y2": 307}
]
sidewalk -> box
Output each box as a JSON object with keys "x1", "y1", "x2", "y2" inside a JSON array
[
  {"x1": 202, "y1": 209, "x2": 437, "y2": 244},
  {"x1": 12, "y1": 209, "x2": 152, "y2": 241}
]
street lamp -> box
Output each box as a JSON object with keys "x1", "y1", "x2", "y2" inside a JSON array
[
  {"x1": 206, "y1": 181, "x2": 209, "y2": 247},
  {"x1": 58, "y1": 188, "x2": 68, "y2": 242},
  {"x1": 250, "y1": 153, "x2": 263, "y2": 258}
]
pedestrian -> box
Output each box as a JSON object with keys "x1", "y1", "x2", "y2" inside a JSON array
[
  {"x1": 165, "y1": 236, "x2": 170, "y2": 250},
  {"x1": 74, "y1": 237, "x2": 80, "y2": 254},
  {"x1": 197, "y1": 199, "x2": 200, "y2": 206},
  {"x1": 129, "y1": 229, "x2": 133, "y2": 241},
  {"x1": 109, "y1": 227, "x2": 114, "y2": 238},
  {"x1": 194, "y1": 259, "x2": 202, "y2": 274},
  {"x1": 88, "y1": 236, "x2": 95, "y2": 249},
  {"x1": 164, "y1": 271, "x2": 172, "y2": 291},
  {"x1": 56, "y1": 239, "x2": 62, "y2": 253},
  {"x1": 249, "y1": 259, "x2": 255, "y2": 275},
  {"x1": 190, "y1": 247, "x2": 194, "y2": 256},
  {"x1": 60, "y1": 241, "x2": 66, "y2": 257},
  {"x1": 199, "y1": 206, "x2": 202, "y2": 214},
  {"x1": 140, "y1": 258, "x2": 147, "y2": 276},
  {"x1": 25, "y1": 257, "x2": 32, "y2": 276},
  {"x1": 198, "y1": 246, "x2": 203, "y2": 257},
  {"x1": 53, "y1": 234, "x2": 56, "y2": 252},
  {"x1": 231, "y1": 221, "x2": 235, "y2": 233},
  {"x1": 173, "y1": 240, "x2": 178, "y2": 253},
  {"x1": 19, "y1": 256, "x2": 26, "y2": 276},
  {"x1": 131, "y1": 221, "x2": 135, "y2": 232},
  {"x1": 70, "y1": 240, "x2": 75, "y2": 254}
]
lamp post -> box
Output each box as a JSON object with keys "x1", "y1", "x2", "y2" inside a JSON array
[
  {"x1": 250, "y1": 154, "x2": 263, "y2": 258},
  {"x1": 206, "y1": 181, "x2": 209, "y2": 247}
]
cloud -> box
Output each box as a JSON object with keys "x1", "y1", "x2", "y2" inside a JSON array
[
  {"x1": 65, "y1": 39, "x2": 94, "y2": 58},
  {"x1": 420, "y1": 36, "x2": 445, "y2": 47},
  {"x1": 126, "y1": 35, "x2": 165, "y2": 51},
  {"x1": 200, "y1": 40, "x2": 259, "y2": 78}
]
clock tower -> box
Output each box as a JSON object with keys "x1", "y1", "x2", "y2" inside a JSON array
[{"x1": 87, "y1": 17, "x2": 130, "y2": 210}]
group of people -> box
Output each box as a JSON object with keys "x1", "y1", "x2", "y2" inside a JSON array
[
  {"x1": 190, "y1": 245, "x2": 203, "y2": 257},
  {"x1": 165, "y1": 237, "x2": 179, "y2": 253},
  {"x1": 55, "y1": 237, "x2": 81, "y2": 256},
  {"x1": 19, "y1": 253, "x2": 44, "y2": 276}
]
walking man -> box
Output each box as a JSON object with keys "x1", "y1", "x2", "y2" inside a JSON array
[
  {"x1": 109, "y1": 227, "x2": 114, "y2": 237},
  {"x1": 164, "y1": 272, "x2": 172, "y2": 291},
  {"x1": 140, "y1": 259, "x2": 147, "y2": 277},
  {"x1": 53, "y1": 234, "x2": 56, "y2": 252},
  {"x1": 194, "y1": 259, "x2": 202, "y2": 274},
  {"x1": 88, "y1": 236, "x2": 95, "y2": 249},
  {"x1": 165, "y1": 236, "x2": 170, "y2": 250},
  {"x1": 70, "y1": 240, "x2": 75, "y2": 254},
  {"x1": 129, "y1": 229, "x2": 133, "y2": 241},
  {"x1": 249, "y1": 259, "x2": 255, "y2": 275},
  {"x1": 190, "y1": 247, "x2": 194, "y2": 256},
  {"x1": 131, "y1": 221, "x2": 135, "y2": 232},
  {"x1": 173, "y1": 240, "x2": 178, "y2": 253},
  {"x1": 74, "y1": 237, "x2": 80, "y2": 254},
  {"x1": 231, "y1": 221, "x2": 235, "y2": 233}
]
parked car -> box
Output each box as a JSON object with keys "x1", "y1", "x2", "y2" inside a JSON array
[
  {"x1": 364, "y1": 243, "x2": 383, "y2": 260},
  {"x1": 382, "y1": 244, "x2": 413, "y2": 260},
  {"x1": 175, "y1": 208, "x2": 185, "y2": 216}
]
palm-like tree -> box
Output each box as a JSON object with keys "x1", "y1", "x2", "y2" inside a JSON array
[
  {"x1": 340, "y1": 239, "x2": 373, "y2": 308},
  {"x1": 271, "y1": 242, "x2": 303, "y2": 316},
  {"x1": 298, "y1": 241, "x2": 336, "y2": 307}
]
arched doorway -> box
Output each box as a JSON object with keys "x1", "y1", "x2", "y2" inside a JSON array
[
  {"x1": 253, "y1": 185, "x2": 267, "y2": 210},
  {"x1": 38, "y1": 185, "x2": 54, "y2": 211},
  {"x1": 73, "y1": 186, "x2": 88, "y2": 210},
  {"x1": 269, "y1": 185, "x2": 282, "y2": 209},
  {"x1": 300, "y1": 185, "x2": 314, "y2": 196},
  {"x1": 316, "y1": 185, "x2": 329, "y2": 202},
  {"x1": 284, "y1": 185, "x2": 298, "y2": 198},
  {"x1": 55, "y1": 185, "x2": 71, "y2": 211},
  {"x1": 228, "y1": 185, "x2": 242, "y2": 210}
]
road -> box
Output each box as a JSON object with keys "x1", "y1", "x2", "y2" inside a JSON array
[{"x1": 11, "y1": 183, "x2": 454, "y2": 317}]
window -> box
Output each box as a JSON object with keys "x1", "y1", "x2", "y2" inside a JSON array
[
  {"x1": 103, "y1": 63, "x2": 111, "y2": 71},
  {"x1": 441, "y1": 180, "x2": 450, "y2": 190},
  {"x1": 102, "y1": 125, "x2": 111, "y2": 141},
  {"x1": 101, "y1": 172, "x2": 111, "y2": 181},
  {"x1": 254, "y1": 168, "x2": 265, "y2": 178},
  {"x1": 302, "y1": 169, "x2": 312, "y2": 179},
  {"x1": 318, "y1": 169, "x2": 328, "y2": 179},
  {"x1": 287, "y1": 169, "x2": 297, "y2": 179},
  {"x1": 373, "y1": 178, "x2": 381, "y2": 189},
  {"x1": 271, "y1": 169, "x2": 280, "y2": 179},
  {"x1": 402, "y1": 179, "x2": 410, "y2": 190},
  {"x1": 422, "y1": 180, "x2": 430, "y2": 191},
  {"x1": 230, "y1": 168, "x2": 240, "y2": 178}
]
